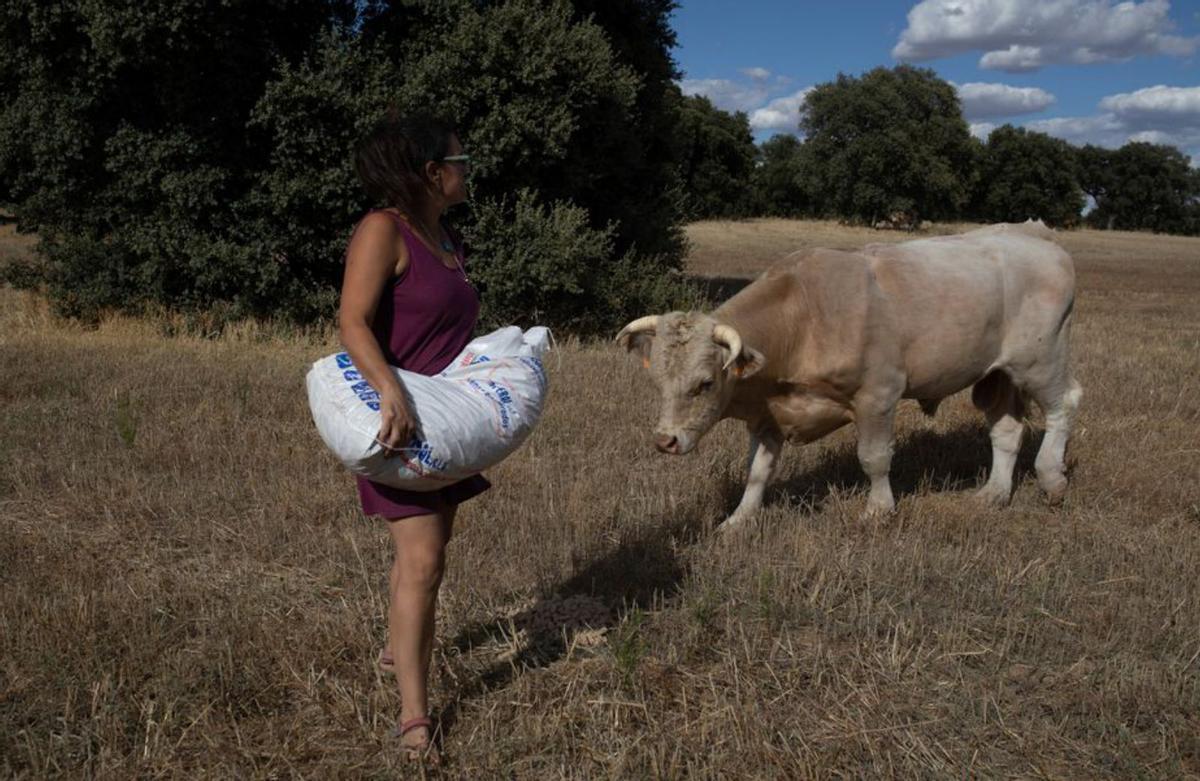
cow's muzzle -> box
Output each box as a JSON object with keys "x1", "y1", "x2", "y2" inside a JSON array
[{"x1": 654, "y1": 432, "x2": 682, "y2": 455}]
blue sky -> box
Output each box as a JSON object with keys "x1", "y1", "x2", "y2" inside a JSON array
[{"x1": 671, "y1": 0, "x2": 1200, "y2": 162}]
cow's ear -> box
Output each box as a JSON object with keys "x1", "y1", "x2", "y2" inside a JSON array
[
  {"x1": 616, "y1": 329, "x2": 654, "y2": 367},
  {"x1": 729, "y1": 346, "x2": 766, "y2": 379}
]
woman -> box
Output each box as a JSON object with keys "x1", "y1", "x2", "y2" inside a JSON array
[{"x1": 338, "y1": 113, "x2": 484, "y2": 761}]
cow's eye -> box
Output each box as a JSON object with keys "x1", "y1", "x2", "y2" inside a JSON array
[{"x1": 691, "y1": 379, "x2": 714, "y2": 396}]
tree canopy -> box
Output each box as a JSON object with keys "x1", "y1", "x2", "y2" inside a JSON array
[
  {"x1": 971, "y1": 125, "x2": 1084, "y2": 228},
  {"x1": 800, "y1": 65, "x2": 977, "y2": 226},
  {"x1": 1079, "y1": 142, "x2": 1199, "y2": 234},
  {"x1": 673, "y1": 92, "x2": 757, "y2": 219},
  {"x1": 749, "y1": 134, "x2": 812, "y2": 218},
  {"x1": 4, "y1": 13, "x2": 1199, "y2": 330},
  {"x1": 0, "y1": 0, "x2": 693, "y2": 331}
]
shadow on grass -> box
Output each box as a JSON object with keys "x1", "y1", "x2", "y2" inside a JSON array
[
  {"x1": 747, "y1": 420, "x2": 1043, "y2": 515},
  {"x1": 435, "y1": 421, "x2": 1045, "y2": 738},
  {"x1": 437, "y1": 511, "x2": 703, "y2": 737}
]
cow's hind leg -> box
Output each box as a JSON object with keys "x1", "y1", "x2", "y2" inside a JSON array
[
  {"x1": 1030, "y1": 376, "x2": 1083, "y2": 505},
  {"x1": 971, "y1": 370, "x2": 1025, "y2": 507},
  {"x1": 1014, "y1": 309, "x2": 1083, "y2": 505}
]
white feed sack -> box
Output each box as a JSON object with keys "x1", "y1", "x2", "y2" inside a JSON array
[{"x1": 306, "y1": 326, "x2": 550, "y2": 490}]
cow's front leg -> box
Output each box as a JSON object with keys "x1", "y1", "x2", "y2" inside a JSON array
[
  {"x1": 855, "y1": 404, "x2": 897, "y2": 519},
  {"x1": 720, "y1": 426, "x2": 782, "y2": 532}
]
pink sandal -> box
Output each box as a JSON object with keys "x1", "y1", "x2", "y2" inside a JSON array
[{"x1": 393, "y1": 716, "x2": 438, "y2": 763}]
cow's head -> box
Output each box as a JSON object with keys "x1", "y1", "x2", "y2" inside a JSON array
[{"x1": 616, "y1": 312, "x2": 766, "y2": 454}]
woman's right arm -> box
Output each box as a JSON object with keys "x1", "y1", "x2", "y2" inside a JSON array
[{"x1": 338, "y1": 213, "x2": 414, "y2": 455}]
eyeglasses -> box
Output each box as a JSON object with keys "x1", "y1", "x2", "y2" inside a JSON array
[{"x1": 440, "y1": 154, "x2": 471, "y2": 166}]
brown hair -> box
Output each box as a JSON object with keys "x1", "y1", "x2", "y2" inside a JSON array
[{"x1": 353, "y1": 113, "x2": 457, "y2": 214}]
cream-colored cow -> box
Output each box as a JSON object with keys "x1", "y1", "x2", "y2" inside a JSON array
[{"x1": 617, "y1": 221, "x2": 1082, "y2": 529}]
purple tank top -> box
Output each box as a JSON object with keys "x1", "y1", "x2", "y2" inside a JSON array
[
  {"x1": 351, "y1": 210, "x2": 489, "y2": 519},
  {"x1": 367, "y1": 210, "x2": 479, "y2": 375}
]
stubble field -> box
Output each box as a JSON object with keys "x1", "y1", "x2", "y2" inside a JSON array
[{"x1": 2, "y1": 218, "x2": 1199, "y2": 778}]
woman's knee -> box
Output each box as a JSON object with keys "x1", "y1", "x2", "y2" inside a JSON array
[{"x1": 394, "y1": 541, "x2": 446, "y2": 590}]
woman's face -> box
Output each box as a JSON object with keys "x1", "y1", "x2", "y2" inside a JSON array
[{"x1": 433, "y1": 134, "x2": 469, "y2": 209}]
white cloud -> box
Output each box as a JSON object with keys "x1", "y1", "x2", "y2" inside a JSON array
[
  {"x1": 979, "y1": 45, "x2": 1049, "y2": 72},
  {"x1": 954, "y1": 81, "x2": 1056, "y2": 119},
  {"x1": 749, "y1": 88, "x2": 813, "y2": 133},
  {"x1": 1024, "y1": 86, "x2": 1200, "y2": 162},
  {"x1": 679, "y1": 78, "x2": 770, "y2": 113},
  {"x1": 679, "y1": 73, "x2": 811, "y2": 135},
  {"x1": 1128, "y1": 129, "x2": 1178, "y2": 144},
  {"x1": 1099, "y1": 85, "x2": 1200, "y2": 128},
  {"x1": 1025, "y1": 114, "x2": 1128, "y2": 146},
  {"x1": 970, "y1": 121, "x2": 998, "y2": 139},
  {"x1": 893, "y1": 0, "x2": 1199, "y2": 72}
]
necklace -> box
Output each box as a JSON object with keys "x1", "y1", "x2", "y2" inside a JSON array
[
  {"x1": 397, "y1": 211, "x2": 471, "y2": 283},
  {"x1": 454, "y1": 255, "x2": 471, "y2": 284}
]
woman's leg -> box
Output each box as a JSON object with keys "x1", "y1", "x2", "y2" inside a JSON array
[
  {"x1": 386, "y1": 505, "x2": 456, "y2": 750},
  {"x1": 382, "y1": 506, "x2": 457, "y2": 667}
]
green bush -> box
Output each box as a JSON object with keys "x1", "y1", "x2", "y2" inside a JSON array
[
  {"x1": 467, "y1": 190, "x2": 695, "y2": 335},
  {"x1": 0, "y1": 0, "x2": 690, "y2": 333}
]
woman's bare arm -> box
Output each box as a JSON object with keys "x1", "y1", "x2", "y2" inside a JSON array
[{"x1": 338, "y1": 212, "x2": 415, "y2": 454}]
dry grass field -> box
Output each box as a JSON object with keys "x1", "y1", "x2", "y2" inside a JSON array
[
  {"x1": 2, "y1": 218, "x2": 1199, "y2": 779},
  {"x1": 0, "y1": 218, "x2": 36, "y2": 268}
]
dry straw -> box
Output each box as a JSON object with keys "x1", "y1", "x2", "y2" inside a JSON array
[{"x1": 2, "y1": 221, "x2": 1199, "y2": 777}]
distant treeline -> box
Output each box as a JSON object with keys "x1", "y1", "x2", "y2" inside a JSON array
[
  {"x1": 680, "y1": 66, "x2": 1200, "y2": 235},
  {"x1": 1, "y1": 1, "x2": 1195, "y2": 332}
]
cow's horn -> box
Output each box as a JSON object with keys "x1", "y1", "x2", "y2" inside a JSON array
[
  {"x1": 615, "y1": 315, "x2": 660, "y2": 342},
  {"x1": 712, "y1": 324, "x2": 743, "y2": 370}
]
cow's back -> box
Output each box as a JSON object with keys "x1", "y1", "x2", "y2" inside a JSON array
[{"x1": 861, "y1": 225, "x2": 1074, "y2": 397}]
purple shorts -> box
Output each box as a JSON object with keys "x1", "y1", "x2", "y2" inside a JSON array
[{"x1": 356, "y1": 474, "x2": 491, "y2": 520}]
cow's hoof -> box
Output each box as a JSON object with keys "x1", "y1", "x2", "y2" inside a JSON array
[
  {"x1": 717, "y1": 515, "x2": 750, "y2": 534},
  {"x1": 1039, "y1": 474, "x2": 1068, "y2": 506},
  {"x1": 858, "y1": 503, "x2": 895, "y2": 523},
  {"x1": 973, "y1": 485, "x2": 1012, "y2": 508}
]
